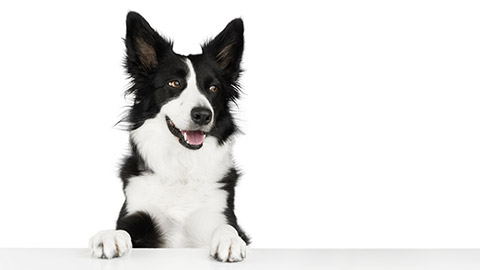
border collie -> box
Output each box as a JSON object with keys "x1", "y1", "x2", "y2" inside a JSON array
[{"x1": 89, "y1": 11, "x2": 249, "y2": 262}]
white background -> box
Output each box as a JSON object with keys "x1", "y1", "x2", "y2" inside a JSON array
[{"x1": 0, "y1": 0, "x2": 479, "y2": 249}]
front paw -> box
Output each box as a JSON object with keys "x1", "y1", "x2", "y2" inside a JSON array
[
  {"x1": 89, "y1": 230, "x2": 132, "y2": 259},
  {"x1": 210, "y1": 225, "x2": 247, "y2": 262}
]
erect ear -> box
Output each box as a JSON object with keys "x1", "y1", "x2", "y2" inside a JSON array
[
  {"x1": 202, "y1": 18, "x2": 244, "y2": 79},
  {"x1": 125, "y1": 12, "x2": 173, "y2": 72}
]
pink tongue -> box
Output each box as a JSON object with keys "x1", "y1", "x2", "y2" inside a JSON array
[{"x1": 183, "y1": 130, "x2": 205, "y2": 145}]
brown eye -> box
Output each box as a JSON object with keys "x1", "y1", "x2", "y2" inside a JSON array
[
  {"x1": 168, "y1": 80, "x2": 181, "y2": 88},
  {"x1": 209, "y1": 85, "x2": 219, "y2": 93}
]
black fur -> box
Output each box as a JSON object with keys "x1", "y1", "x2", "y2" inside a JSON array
[
  {"x1": 116, "y1": 207, "x2": 164, "y2": 248},
  {"x1": 118, "y1": 138, "x2": 150, "y2": 189},
  {"x1": 219, "y1": 168, "x2": 251, "y2": 244},
  {"x1": 114, "y1": 12, "x2": 248, "y2": 248}
]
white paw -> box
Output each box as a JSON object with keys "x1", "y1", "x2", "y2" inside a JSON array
[
  {"x1": 89, "y1": 230, "x2": 132, "y2": 259},
  {"x1": 210, "y1": 224, "x2": 247, "y2": 262}
]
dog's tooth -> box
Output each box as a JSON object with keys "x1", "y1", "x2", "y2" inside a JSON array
[{"x1": 183, "y1": 132, "x2": 188, "y2": 141}]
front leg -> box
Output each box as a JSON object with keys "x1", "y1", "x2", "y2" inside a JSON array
[
  {"x1": 89, "y1": 210, "x2": 162, "y2": 259},
  {"x1": 210, "y1": 224, "x2": 247, "y2": 262}
]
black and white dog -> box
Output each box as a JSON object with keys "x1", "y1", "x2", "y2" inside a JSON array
[{"x1": 89, "y1": 12, "x2": 249, "y2": 262}]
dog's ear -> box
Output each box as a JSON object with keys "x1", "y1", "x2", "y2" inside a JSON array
[
  {"x1": 202, "y1": 18, "x2": 244, "y2": 80},
  {"x1": 125, "y1": 12, "x2": 173, "y2": 73}
]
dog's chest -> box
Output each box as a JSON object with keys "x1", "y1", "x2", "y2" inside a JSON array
[
  {"x1": 125, "y1": 136, "x2": 232, "y2": 218},
  {"x1": 125, "y1": 174, "x2": 226, "y2": 220},
  {"x1": 124, "y1": 172, "x2": 229, "y2": 247}
]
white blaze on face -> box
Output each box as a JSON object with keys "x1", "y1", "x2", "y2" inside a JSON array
[{"x1": 161, "y1": 59, "x2": 214, "y2": 132}]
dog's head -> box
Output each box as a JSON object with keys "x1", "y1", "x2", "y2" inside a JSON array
[{"x1": 123, "y1": 12, "x2": 244, "y2": 150}]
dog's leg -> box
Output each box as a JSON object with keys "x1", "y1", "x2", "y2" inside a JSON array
[
  {"x1": 116, "y1": 211, "x2": 163, "y2": 248},
  {"x1": 90, "y1": 211, "x2": 162, "y2": 259},
  {"x1": 89, "y1": 229, "x2": 132, "y2": 259},
  {"x1": 210, "y1": 224, "x2": 247, "y2": 262}
]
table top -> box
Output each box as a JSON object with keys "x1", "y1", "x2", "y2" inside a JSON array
[{"x1": 1, "y1": 248, "x2": 480, "y2": 270}]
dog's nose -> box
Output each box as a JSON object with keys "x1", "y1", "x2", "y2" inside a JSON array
[{"x1": 191, "y1": 107, "x2": 212, "y2": 126}]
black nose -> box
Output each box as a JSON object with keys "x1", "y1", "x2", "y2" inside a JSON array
[{"x1": 191, "y1": 107, "x2": 212, "y2": 126}]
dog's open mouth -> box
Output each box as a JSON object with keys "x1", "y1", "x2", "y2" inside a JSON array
[{"x1": 166, "y1": 116, "x2": 205, "y2": 150}]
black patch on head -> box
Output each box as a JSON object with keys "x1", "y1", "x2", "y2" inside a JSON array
[
  {"x1": 185, "y1": 18, "x2": 245, "y2": 144},
  {"x1": 187, "y1": 54, "x2": 240, "y2": 144},
  {"x1": 123, "y1": 11, "x2": 189, "y2": 130}
]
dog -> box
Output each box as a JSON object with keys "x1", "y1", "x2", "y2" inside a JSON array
[{"x1": 89, "y1": 11, "x2": 250, "y2": 262}]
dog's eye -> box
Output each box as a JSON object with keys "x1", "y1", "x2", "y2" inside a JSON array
[
  {"x1": 209, "y1": 85, "x2": 219, "y2": 93},
  {"x1": 168, "y1": 80, "x2": 181, "y2": 89}
]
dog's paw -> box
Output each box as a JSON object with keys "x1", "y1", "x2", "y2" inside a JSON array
[
  {"x1": 89, "y1": 230, "x2": 132, "y2": 259},
  {"x1": 210, "y1": 224, "x2": 247, "y2": 262}
]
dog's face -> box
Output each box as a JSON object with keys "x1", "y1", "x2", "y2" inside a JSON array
[{"x1": 124, "y1": 12, "x2": 244, "y2": 150}]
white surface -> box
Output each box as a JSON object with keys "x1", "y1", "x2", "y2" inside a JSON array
[
  {"x1": 1, "y1": 249, "x2": 480, "y2": 270},
  {"x1": 1, "y1": 0, "x2": 480, "y2": 249}
]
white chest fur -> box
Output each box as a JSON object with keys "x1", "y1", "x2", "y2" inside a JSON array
[{"x1": 125, "y1": 114, "x2": 233, "y2": 247}]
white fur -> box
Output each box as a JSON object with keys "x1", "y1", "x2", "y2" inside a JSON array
[
  {"x1": 210, "y1": 224, "x2": 247, "y2": 262},
  {"x1": 89, "y1": 230, "x2": 132, "y2": 259}
]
